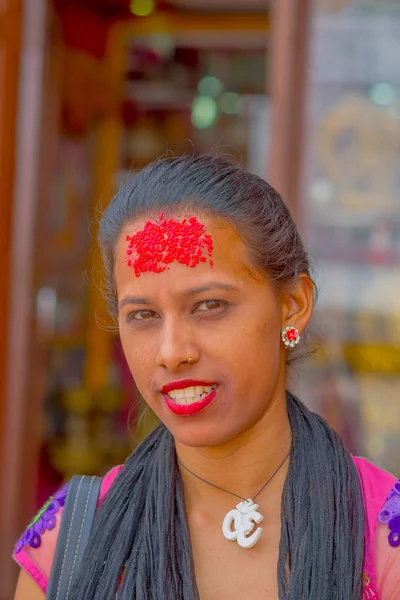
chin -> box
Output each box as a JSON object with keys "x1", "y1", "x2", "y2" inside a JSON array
[
  {"x1": 148, "y1": 389, "x2": 259, "y2": 448},
  {"x1": 163, "y1": 418, "x2": 246, "y2": 449}
]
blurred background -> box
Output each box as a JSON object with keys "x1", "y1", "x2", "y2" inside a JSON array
[{"x1": 0, "y1": 0, "x2": 399, "y2": 596}]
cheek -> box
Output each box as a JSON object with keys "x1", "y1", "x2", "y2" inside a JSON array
[
  {"x1": 228, "y1": 311, "x2": 282, "y2": 384},
  {"x1": 239, "y1": 322, "x2": 280, "y2": 369},
  {"x1": 234, "y1": 302, "x2": 281, "y2": 353},
  {"x1": 119, "y1": 328, "x2": 152, "y2": 386},
  {"x1": 257, "y1": 315, "x2": 281, "y2": 346},
  {"x1": 255, "y1": 317, "x2": 283, "y2": 369}
]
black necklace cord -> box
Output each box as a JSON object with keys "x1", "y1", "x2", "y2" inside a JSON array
[{"x1": 177, "y1": 449, "x2": 291, "y2": 503}]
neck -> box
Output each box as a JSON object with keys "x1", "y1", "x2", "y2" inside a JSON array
[{"x1": 175, "y1": 388, "x2": 292, "y2": 510}]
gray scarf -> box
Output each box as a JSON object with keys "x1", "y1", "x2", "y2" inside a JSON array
[{"x1": 69, "y1": 392, "x2": 365, "y2": 599}]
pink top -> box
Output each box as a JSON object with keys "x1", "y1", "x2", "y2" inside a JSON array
[{"x1": 13, "y1": 458, "x2": 400, "y2": 598}]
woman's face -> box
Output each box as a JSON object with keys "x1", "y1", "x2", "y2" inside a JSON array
[{"x1": 115, "y1": 213, "x2": 305, "y2": 448}]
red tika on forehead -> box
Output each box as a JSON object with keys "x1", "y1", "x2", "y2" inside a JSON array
[{"x1": 125, "y1": 213, "x2": 214, "y2": 277}]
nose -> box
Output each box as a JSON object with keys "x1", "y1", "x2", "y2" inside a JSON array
[{"x1": 156, "y1": 318, "x2": 199, "y2": 371}]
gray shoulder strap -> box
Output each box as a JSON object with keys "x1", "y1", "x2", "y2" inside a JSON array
[{"x1": 46, "y1": 475, "x2": 102, "y2": 600}]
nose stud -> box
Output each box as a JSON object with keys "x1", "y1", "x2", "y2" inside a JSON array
[{"x1": 187, "y1": 350, "x2": 194, "y2": 364}]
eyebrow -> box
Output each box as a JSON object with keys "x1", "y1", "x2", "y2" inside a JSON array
[{"x1": 118, "y1": 282, "x2": 240, "y2": 309}]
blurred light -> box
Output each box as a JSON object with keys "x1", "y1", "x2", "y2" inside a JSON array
[
  {"x1": 310, "y1": 180, "x2": 334, "y2": 204},
  {"x1": 191, "y1": 96, "x2": 218, "y2": 129},
  {"x1": 220, "y1": 92, "x2": 241, "y2": 115},
  {"x1": 369, "y1": 83, "x2": 397, "y2": 107},
  {"x1": 148, "y1": 34, "x2": 175, "y2": 58},
  {"x1": 388, "y1": 104, "x2": 400, "y2": 120},
  {"x1": 130, "y1": 0, "x2": 154, "y2": 17},
  {"x1": 198, "y1": 76, "x2": 223, "y2": 98},
  {"x1": 36, "y1": 286, "x2": 57, "y2": 335}
]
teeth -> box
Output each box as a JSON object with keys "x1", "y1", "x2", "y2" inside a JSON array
[{"x1": 167, "y1": 385, "x2": 216, "y2": 405}]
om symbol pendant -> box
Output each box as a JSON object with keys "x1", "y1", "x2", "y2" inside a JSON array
[{"x1": 222, "y1": 499, "x2": 264, "y2": 548}]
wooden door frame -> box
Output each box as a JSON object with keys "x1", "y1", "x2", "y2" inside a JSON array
[
  {"x1": 0, "y1": 1, "x2": 24, "y2": 595},
  {"x1": 0, "y1": 0, "x2": 49, "y2": 596},
  {"x1": 268, "y1": 0, "x2": 313, "y2": 223}
]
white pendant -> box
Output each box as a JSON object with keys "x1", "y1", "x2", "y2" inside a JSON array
[{"x1": 222, "y1": 499, "x2": 264, "y2": 548}]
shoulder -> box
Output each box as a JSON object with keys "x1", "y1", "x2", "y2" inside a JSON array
[
  {"x1": 353, "y1": 456, "x2": 397, "y2": 524},
  {"x1": 375, "y1": 481, "x2": 400, "y2": 598},
  {"x1": 14, "y1": 484, "x2": 69, "y2": 556},
  {"x1": 13, "y1": 465, "x2": 123, "y2": 593},
  {"x1": 377, "y1": 479, "x2": 400, "y2": 548},
  {"x1": 353, "y1": 457, "x2": 400, "y2": 598},
  {"x1": 353, "y1": 456, "x2": 396, "y2": 498},
  {"x1": 353, "y1": 456, "x2": 398, "y2": 538},
  {"x1": 98, "y1": 464, "x2": 124, "y2": 503}
]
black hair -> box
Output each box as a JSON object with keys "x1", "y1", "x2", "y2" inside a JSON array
[
  {"x1": 70, "y1": 156, "x2": 364, "y2": 599},
  {"x1": 98, "y1": 155, "x2": 316, "y2": 316}
]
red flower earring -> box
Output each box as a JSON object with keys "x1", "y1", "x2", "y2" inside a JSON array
[{"x1": 281, "y1": 326, "x2": 300, "y2": 349}]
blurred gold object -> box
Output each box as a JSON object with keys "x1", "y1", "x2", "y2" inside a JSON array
[
  {"x1": 63, "y1": 387, "x2": 92, "y2": 413},
  {"x1": 317, "y1": 96, "x2": 400, "y2": 212},
  {"x1": 359, "y1": 375, "x2": 400, "y2": 476},
  {"x1": 343, "y1": 343, "x2": 400, "y2": 374},
  {"x1": 51, "y1": 442, "x2": 102, "y2": 479},
  {"x1": 95, "y1": 386, "x2": 123, "y2": 413}
]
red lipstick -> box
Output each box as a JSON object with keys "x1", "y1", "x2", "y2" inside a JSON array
[{"x1": 160, "y1": 380, "x2": 218, "y2": 416}]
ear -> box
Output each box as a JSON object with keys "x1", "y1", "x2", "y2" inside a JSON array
[{"x1": 279, "y1": 274, "x2": 314, "y2": 334}]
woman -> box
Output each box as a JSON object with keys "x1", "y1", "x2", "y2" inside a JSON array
[{"x1": 13, "y1": 156, "x2": 399, "y2": 599}]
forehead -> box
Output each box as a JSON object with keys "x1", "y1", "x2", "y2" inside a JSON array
[{"x1": 114, "y1": 213, "x2": 258, "y2": 298}]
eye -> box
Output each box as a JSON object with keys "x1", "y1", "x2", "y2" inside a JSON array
[
  {"x1": 195, "y1": 299, "x2": 227, "y2": 313},
  {"x1": 126, "y1": 309, "x2": 160, "y2": 322}
]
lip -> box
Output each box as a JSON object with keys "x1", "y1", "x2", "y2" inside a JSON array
[
  {"x1": 163, "y1": 388, "x2": 217, "y2": 416},
  {"x1": 160, "y1": 379, "x2": 218, "y2": 394}
]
